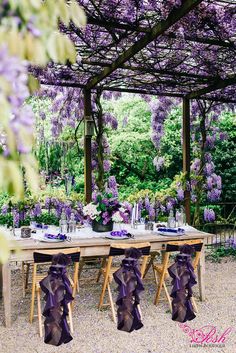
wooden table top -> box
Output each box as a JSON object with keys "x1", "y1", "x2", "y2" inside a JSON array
[{"x1": 10, "y1": 230, "x2": 211, "y2": 251}]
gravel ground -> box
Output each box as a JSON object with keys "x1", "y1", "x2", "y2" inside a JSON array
[{"x1": 0, "y1": 259, "x2": 235, "y2": 353}]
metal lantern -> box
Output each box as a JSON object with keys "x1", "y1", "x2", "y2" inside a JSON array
[{"x1": 84, "y1": 116, "x2": 94, "y2": 136}]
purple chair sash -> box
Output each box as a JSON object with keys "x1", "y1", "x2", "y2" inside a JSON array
[
  {"x1": 168, "y1": 249, "x2": 197, "y2": 323},
  {"x1": 113, "y1": 248, "x2": 144, "y2": 332},
  {"x1": 39, "y1": 253, "x2": 74, "y2": 345}
]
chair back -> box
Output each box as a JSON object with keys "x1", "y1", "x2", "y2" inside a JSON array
[
  {"x1": 162, "y1": 239, "x2": 203, "y2": 271},
  {"x1": 109, "y1": 242, "x2": 151, "y2": 256},
  {"x1": 33, "y1": 247, "x2": 80, "y2": 264},
  {"x1": 107, "y1": 242, "x2": 151, "y2": 278},
  {"x1": 165, "y1": 241, "x2": 203, "y2": 253},
  {"x1": 32, "y1": 248, "x2": 80, "y2": 293}
]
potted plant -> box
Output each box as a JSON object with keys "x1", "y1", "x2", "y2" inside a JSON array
[{"x1": 83, "y1": 193, "x2": 129, "y2": 232}]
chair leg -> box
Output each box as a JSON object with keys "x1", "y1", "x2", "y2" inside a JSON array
[
  {"x1": 78, "y1": 259, "x2": 84, "y2": 280},
  {"x1": 73, "y1": 262, "x2": 79, "y2": 298},
  {"x1": 36, "y1": 289, "x2": 43, "y2": 338},
  {"x1": 30, "y1": 265, "x2": 37, "y2": 323},
  {"x1": 30, "y1": 284, "x2": 36, "y2": 323},
  {"x1": 143, "y1": 253, "x2": 158, "y2": 278},
  {"x1": 137, "y1": 304, "x2": 142, "y2": 321},
  {"x1": 107, "y1": 283, "x2": 116, "y2": 323},
  {"x1": 98, "y1": 275, "x2": 109, "y2": 309},
  {"x1": 96, "y1": 258, "x2": 106, "y2": 283},
  {"x1": 98, "y1": 257, "x2": 112, "y2": 309},
  {"x1": 191, "y1": 296, "x2": 198, "y2": 313},
  {"x1": 68, "y1": 303, "x2": 74, "y2": 333},
  {"x1": 154, "y1": 253, "x2": 169, "y2": 306},
  {"x1": 153, "y1": 265, "x2": 159, "y2": 286},
  {"x1": 163, "y1": 282, "x2": 172, "y2": 311},
  {"x1": 22, "y1": 262, "x2": 26, "y2": 298},
  {"x1": 25, "y1": 263, "x2": 30, "y2": 291}
]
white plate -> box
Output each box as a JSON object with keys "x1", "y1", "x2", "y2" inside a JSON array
[
  {"x1": 105, "y1": 235, "x2": 130, "y2": 240},
  {"x1": 157, "y1": 231, "x2": 184, "y2": 236},
  {"x1": 35, "y1": 236, "x2": 65, "y2": 243}
]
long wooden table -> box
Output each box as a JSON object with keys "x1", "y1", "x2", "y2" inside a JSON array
[{"x1": 2, "y1": 230, "x2": 209, "y2": 327}]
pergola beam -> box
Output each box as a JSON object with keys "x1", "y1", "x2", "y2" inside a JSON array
[
  {"x1": 87, "y1": 16, "x2": 233, "y2": 48},
  {"x1": 186, "y1": 75, "x2": 236, "y2": 99},
  {"x1": 85, "y1": 0, "x2": 204, "y2": 90},
  {"x1": 81, "y1": 60, "x2": 216, "y2": 81},
  {"x1": 40, "y1": 81, "x2": 236, "y2": 103}
]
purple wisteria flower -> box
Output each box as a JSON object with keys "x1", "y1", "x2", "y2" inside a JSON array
[
  {"x1": 145, "y1": 196, "x2": 150, "y2": 210},
  {"x1": 150, "y1": 97, "x2": 173, "y2": 150},
  {"x1": 31, "y1": 203, "x2": 42, "y2": 218},
  {"x1": 227, "y1": 238, "x2": 236, "y2": 249},
  {"x1": 0, "y1": 46, "x2": 34, "y2": 155},
  {"x1": 207, "y1": 189, "x2": 221, "y2": 202},
  {"x1": 13, "y1": 209, "x2": 20, "y2": 227},
  {"x1": 106, "y1": 176, "x2": 119, "y2": 197},
  {"x1": 177, "y1": 189, "x2": 184, "y2": 201},
  {"x1": 191, "y1": 158, "x2": 201, "y2": 174},
  {"x1": 153, "y1": 156, "x2": 165, "y2": 172},
  {"x1": 1, "y1": 204, "x2": 8, "y2": 215},
  {"x1": 204, "y1": 162, "x2": 215, "y2": 176},
  {"x1": 204, "y1": 208, "x2": 215, "y2": 223},
  {"x1": 103, "y1": 159, "x2": 111, "y2": 172},
  {"x1": 204, "y1": 152, "x2": 212, "y2": 163},
  {"x1": 160, "y1": 204, "x2": 166, "y2": 213},
  {"x1": 103, "y1": 112, "x2": 118, "y2": 129},
  {"x1": 148, "y1": 204, "x2": 155, "y2": 220}
]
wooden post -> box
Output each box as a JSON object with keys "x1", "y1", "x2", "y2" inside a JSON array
[
  {"x1": 183, "y1": 98, "x2": 191, "y2": 224},
  {"x1": 84, "y1": 89, "x2": 92, "y2": 203}
]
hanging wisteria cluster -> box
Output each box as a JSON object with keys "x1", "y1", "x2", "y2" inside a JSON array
[
  {"x1": 0, "y1": 0, "x2": 87, "y2": 213},
  {"x1": 31, "y1": 0, "x2": 235, "y2": 104},
  {"x1": 189, "y1": 101, "x2": 233, "y2": 224}
]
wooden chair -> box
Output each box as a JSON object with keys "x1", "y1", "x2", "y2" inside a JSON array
[
  {"x1": 153, "y1": 239, "x2": 203, "y2": 312},
  {"x1": 29, "y1": 247, "x2": 80, "y2": 338},
  {"x1": 143, "y1": 251, "x2": 160, "y2": 279},
  {"x1": 98, "y1": 242, "x2": 151, "y2": 322}
]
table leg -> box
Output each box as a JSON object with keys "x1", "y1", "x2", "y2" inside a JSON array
[
  {"x1": 0, "y1": 264, "x2": 2, "y2": 298},
  {"x1": 198, "y1": 244, "x2": 206, "y2": 301},
  {"x1": 2, "y1": 262, "x2": 11, "y2": 327}
]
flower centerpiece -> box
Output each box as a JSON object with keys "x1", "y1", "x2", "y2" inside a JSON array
[{"x1": 83, "y1": 193, "x2": 129, "y2": 232}]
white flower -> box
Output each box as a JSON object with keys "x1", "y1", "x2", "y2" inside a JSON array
[
  {"x1": 112, "y1": 211, "x2": 123, "y2": 223},
  {"x1": 83, "y1": 203, "x2": 101, "y2": 220},
  {"x1": 119, "y1": 207, "x2": 126, "y2": 213}
]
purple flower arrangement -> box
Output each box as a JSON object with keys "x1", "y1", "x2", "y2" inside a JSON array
[{"x1": 83, "y1": 193, "x2": 129, "y2": 225}]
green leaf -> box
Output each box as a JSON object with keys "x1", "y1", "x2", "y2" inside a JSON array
[
  {"x1": 58, "y1": 0, "x2": 70, "y2": 25},
  {"x1": 69, "y1": 1, "x2": 87, "y2": 27}
]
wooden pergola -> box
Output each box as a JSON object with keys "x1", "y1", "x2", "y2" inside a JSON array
[{"x1": 33, "y1": 0, "x2": 236, "y2": 223}]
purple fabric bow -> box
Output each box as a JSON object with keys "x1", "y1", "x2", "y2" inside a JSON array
[
  {"x1": 113, "y1": 248, "x2": 144, "y2": 332},
  {"x1": 110, "y1": 230, "x2": 134, "y2": 238},
  {"x1": 39, "y1": 253, "x2": 74, "y2": 346},
  {"x1": 168, "y1": 249, "x2": 197, "y2": 323}
]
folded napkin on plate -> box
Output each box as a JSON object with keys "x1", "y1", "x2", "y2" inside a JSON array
[
  {"x1": 44, "y1": 233, "x2": 70, "y2": 241},
  {"x1": 158, "y1": 227, "x2": 185, "y2": 234}
]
